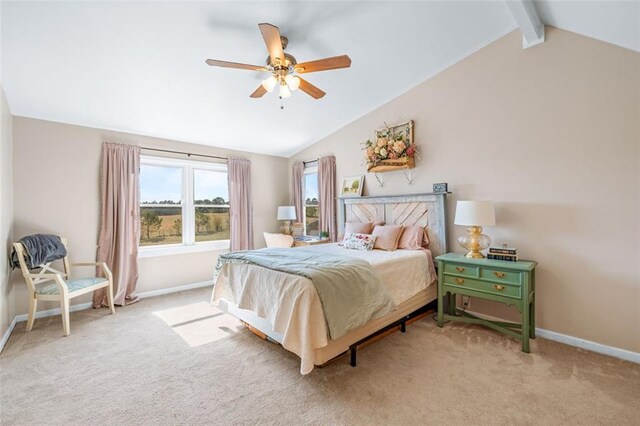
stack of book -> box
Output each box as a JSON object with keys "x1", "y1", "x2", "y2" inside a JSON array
[{"x1": 487, "y1": 245, "x2": 518, "y2": 262}]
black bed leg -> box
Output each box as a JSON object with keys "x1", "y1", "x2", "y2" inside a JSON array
[
  {"x1": 400, "y1": 321, "x2": 406, "y2": 333},
  {"x1": 350, "y1": 347, "x2": 357, "y2": 367}
]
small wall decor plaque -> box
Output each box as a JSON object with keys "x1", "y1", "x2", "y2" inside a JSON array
[{"x1": 433, "y1": 182, "x2": 448, "y2": 193}]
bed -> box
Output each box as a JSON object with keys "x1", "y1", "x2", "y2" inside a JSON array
[{"x1": 212, "y1": 193, "x2": 448, "y2": 374}]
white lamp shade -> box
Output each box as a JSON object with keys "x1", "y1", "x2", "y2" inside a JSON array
[
  {"x1": 277, "y1": 206, "x2": 297, "y2": 220},
  {"x1": 279, "y1": 83, "x2": 292, "y2": 99},
  {"x1": 285, "y1": 74, "x2": 300, "y2": 91},
  {"x1": 261, "y1": 76, "x2": 277, "y2": 92},
  {"x1": 454, "y1": 201, "x2": 496, "y2": 226}
]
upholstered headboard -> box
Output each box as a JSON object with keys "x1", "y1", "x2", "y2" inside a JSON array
[{"x1": 337, "y1": 193, "x2": 448, "y2": 258}]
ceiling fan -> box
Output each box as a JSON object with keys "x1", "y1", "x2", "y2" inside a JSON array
[{"x1": 206, "y1": 23, "x2": 351, "y2": 100}]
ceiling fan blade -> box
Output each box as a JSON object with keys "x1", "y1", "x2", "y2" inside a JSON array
[
  {"x1": 295, "y1": 55, "x2": 352, "y2": 74},
  {"x1": 258, "y1": 23, "x2": 285, "y2": 65},
  {"x1": 298, "y1": 77, "x2": 326, "y2": 99},
  {"x1": 250, "y1": 85, "x2": 268, "y2": 98},
  {"x1": 206, "y1": 59, "x2": 267, "y2": 72}
]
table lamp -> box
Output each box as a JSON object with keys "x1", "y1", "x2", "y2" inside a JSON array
[
  {"x1": 277, "y1": 206, "x2": 297, "y2": 235},
  {"x1": 454, "y1": 201, "x2": 495, "y2": 258}
]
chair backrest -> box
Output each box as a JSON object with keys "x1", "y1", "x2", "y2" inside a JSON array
[
  {"x1": 13, "y1": 237, "x2": 70, "y2": 293},
  {"x1": 263, "y1": 232, "x2": 294, "y2": 248}
]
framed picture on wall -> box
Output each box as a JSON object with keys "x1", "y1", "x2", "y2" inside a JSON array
[{"x1": 340, "y1": 175, "x2": 364, "y2": 197}]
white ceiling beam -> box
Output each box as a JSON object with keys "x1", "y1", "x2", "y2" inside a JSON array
[{"x1": 505, "y1": 0, "x2": 545, "y2": 48}]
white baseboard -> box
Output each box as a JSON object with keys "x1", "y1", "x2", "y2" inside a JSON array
[
  {"x1": 0, "y1": 281, "x2": 213, "y2": 354},
  {"x1": 14, "y1": 302, "x2": 94, "y2": 323},
  {"x1": 464, "y1": 309, "x2": 639, "y2": 364},
  {"x1": 0, "y1": 316, "x2": 18, "y2": 354},
  {"x1": 534, "y1": 328, "x2": 640, "y2": 364},
  {"x1": 136, "y1": 281, "x2": 212, "y2": 299}
]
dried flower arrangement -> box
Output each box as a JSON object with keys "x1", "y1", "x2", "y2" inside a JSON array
[{"x1": 362, "y1": 120, "x2": 417, "y2": 172}]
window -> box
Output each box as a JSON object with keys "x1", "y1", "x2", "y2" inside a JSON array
[
  {"x1": 303, "y1": 166, "x2": 318, "y2": 236},
  {"x1": 139, "y1": 156, "x2": 229, "y2": 255}
]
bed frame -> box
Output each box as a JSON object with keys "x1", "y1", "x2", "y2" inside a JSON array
[{"x1": 234, "y1": 193, "x2": 449, "y2": 368}]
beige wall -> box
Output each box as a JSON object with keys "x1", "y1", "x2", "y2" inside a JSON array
[
  {"x1": 289, "y1": 28, "x2": 640, "y2": 353},
  {"x1": 12, "y1": 117, "x2": 289, "y2": 316},
  {"x1": 1, "y1": 85, "x2": 15, "y2": 338}
]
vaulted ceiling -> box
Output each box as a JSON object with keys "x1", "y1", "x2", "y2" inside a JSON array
[{"x1": 1, "y1": 1, "x2": 638, "y2": 157}]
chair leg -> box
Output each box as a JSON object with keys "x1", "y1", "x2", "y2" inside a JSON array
[
  {"x1": 106, "y1": 283, "x2": 115, "y2": 314},
  {"x1": 60, "y1": 296, "x2": 71, "y2": 336},
  {"x1": 26, "y1": 295, "x2": 37, "y2": 332}
]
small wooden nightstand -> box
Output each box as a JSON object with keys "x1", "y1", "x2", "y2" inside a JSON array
[
  {"x1": 436, "y1": 253, "x2": 538, "y2": 353},
  {"x1": 293, "y1": 238, "x2": 331, "y2": 247}
]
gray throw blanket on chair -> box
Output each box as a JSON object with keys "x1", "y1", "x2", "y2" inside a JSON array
[{"x1": 11, "y1": 234, "x2": 67, "y2": 270}]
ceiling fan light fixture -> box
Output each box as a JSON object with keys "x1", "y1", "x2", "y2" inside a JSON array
[
  {"x1": 285, "y1": 74, "x2": 300, "y2": 91},
  {"x1": 261, "y1": 75, "x2": 278, "y2": 92},
  {"x1": 279, "y1": 83, "x2": 292, "y2": 99}
]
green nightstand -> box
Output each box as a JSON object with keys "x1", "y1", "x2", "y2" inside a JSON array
[{"x1": 436, "y1": 253, "x2": 538, "y2": 352}]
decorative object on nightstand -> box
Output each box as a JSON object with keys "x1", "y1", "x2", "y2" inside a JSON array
[
  {"x1": 277, "y1": 206, "x2": 297, "y2": 235},
  {"x1": 436, "y1": 253, "x2": 538, "y2": 353},
  {"x1": 488, "y1": 244, "x2": 518, "y2": 261},
  {"x1": 291, "y1": 222, "x2": 304, "y2": 238},
  {"x1": 454, "y1": 200, "x2": 495, "y2": 258}
]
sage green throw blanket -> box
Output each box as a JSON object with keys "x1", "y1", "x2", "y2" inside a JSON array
[{"x1": 215, "y1": 248, "x2": 396, "y2": 339}]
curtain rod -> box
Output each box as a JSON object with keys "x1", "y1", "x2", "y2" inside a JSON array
[
  {"x1": 303, "y1": 159, "x2": 318, "y2": 165},
  {"x1": 141, "y1": 146, "x2": 228, "y2": 161}
]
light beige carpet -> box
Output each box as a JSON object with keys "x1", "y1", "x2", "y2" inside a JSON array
[{"x1": 1, "y1": 287, "x2": 638, "y2": 425}]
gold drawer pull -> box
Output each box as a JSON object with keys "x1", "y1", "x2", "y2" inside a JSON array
[
  {"x1": 494, "y1": 272, "x2": 506, "y2": 279},
  {"x1": 455, "y1": 267, "x2": 465, "y2": 272},
  {"x1": 455, "y1": 278, "x2": 464, "y2": 285},
  {"x1": 493, "y1": 285, "x2": 505, "y2": 291}
]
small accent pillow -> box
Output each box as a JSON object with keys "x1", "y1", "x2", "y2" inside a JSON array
[
  {"x1": 397, "y1": 226, "x2": 429, "y2": 250},
  {"x1": 342, "y1": 233, "x2": 377, "y2": 251},
  {"x1": 372, "y1": 224, "x2": 404, "y2": 251}
]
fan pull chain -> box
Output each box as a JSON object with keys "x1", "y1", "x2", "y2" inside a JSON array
[{"x1": 279, "y1": 96, "x2": 285, "y2": 110}]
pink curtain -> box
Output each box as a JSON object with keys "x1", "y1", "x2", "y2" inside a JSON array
[
  {"x1": 228, "y1": 158, "x2": 253, "y2": 251},
  {"x1": 292, "y1": 162, "x2": 304, "y2": 224},
  {"x1": 318, "y1": 156, "x2": 337, "y2": 242},
  {"x1": 93, "y1": 142, "x2": 140, "y2": 307}
]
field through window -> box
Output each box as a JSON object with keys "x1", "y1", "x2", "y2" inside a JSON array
[{"x1": 139, "y1": 161, "x2": 229, "y2": 247}]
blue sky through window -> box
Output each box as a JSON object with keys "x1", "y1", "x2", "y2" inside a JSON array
[
  {"x1": 140, "y1": 164, "x2": 182, "y2": 203},
  {"x1": 305, "y1": 173, "x2": 318, "y2": 203},
  {"x1": 194, "y1": 169, "x2": 228, "y2": 203},
  {"x1": 140, "y1": 165, "x2": 228, "y2": 204}
]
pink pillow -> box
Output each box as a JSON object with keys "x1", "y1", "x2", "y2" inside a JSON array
[
  {"x1": 371, "y1": 225, "x2": 404, "y2": 251},
  {"x1": 341, "y1": 222, "x2": 374, "y2": 242},
  {"x1": 397, "y1": 226, "x2": 429, "y2": 250}
]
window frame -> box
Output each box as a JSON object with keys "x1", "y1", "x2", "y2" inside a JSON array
[
  {"x1": 138, "y1": 155, "x2": 229, "y2": 258},
  {"x1": 303, "y1": 165, "x2": 319, "y2": 236}
]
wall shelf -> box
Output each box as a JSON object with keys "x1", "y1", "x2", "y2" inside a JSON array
[{"x1": 367, "y1": 157, "x2": 415, "y2": 173}]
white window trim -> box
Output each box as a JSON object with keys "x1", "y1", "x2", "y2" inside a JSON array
[
  {"x1": 139, "y1": 155, "x2": 230, "y2": 257},
  {"x1": 303, "y1": 165, "x2": 318, "y2": 236}
]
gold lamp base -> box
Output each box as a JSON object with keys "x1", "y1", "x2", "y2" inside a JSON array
[{"x1": 458, "y1": 226, "x2": 491, "y2": 259}]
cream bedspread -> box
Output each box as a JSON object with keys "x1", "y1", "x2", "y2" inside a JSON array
[{"x1": 212, "y1": 243, "x2": 436, "y2": 374}]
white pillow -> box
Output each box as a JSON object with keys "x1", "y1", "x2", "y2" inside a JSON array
[{"x1": 342, "y1": 233, "x2": 376, "y2": 251}]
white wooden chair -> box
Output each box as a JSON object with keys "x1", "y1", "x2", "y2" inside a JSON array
[
  {"x1": 263, "y1": 232, "x2": 294, "y2": 248},
  {"x1": 13, "y1": 238, "x2": 115, "y2": 336}
]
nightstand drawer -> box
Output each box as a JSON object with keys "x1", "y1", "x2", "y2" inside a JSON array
[
  {"x1": 479, "y1": 267, "x2": 522, "y2": 285},
  {"x1": 443, "y1": 275, "x2": 521, "y2": 299},
  {"x1": 443, "y1": 263, "x2": 479, "y2": 278}
]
